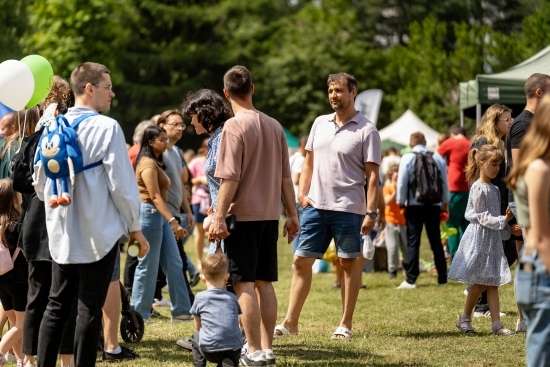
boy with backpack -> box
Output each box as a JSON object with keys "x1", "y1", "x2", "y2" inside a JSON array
[
  {"x1": 396, "y1": 131, "x2": 450, "y2": 289},
  {"x1": 189, "y1": 253, "x2": 242, "y2": 367}
]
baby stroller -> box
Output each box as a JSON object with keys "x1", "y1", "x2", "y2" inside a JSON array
[
  {"x1": 99, "y1": 281, "x2": 144, "y2": 351},
  {"x1": 119, "y1": 281, "x2": 145, "y2": 343}
]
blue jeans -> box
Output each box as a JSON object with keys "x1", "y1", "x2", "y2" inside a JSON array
[
  {"x1": 131, "y1": 203, "x2": 191, "y2": 319},
  {"x1": 516, "y1": 249, "x2": 550, "y2": 367}
]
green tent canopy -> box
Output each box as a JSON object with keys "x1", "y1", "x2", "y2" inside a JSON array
[
  {"x1": 459, "y1": 46, "x2": 550, "y2": 123},
  {"x1": 284, "y1": 127, "x2": 299, "y2": 149}
]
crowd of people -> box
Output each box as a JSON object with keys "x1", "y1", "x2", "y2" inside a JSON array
[{"x1": 0, "y1": 62, "x2": 548, "y2": 367}]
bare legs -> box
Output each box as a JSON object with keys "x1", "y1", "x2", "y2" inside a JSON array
[
  {"x1": 234, "y1": 280, "x2": 277, "y2": 354},
  {"x1": 0, "y1": 310, "x2": 25, "y2": 362},
  {"x1": 280, "y1": 256, "x2": 361, "y2": 337}
]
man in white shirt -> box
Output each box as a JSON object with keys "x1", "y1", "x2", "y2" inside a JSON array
[{"x1": 34, "y1": 62, "x2": 149, "y2": 367}]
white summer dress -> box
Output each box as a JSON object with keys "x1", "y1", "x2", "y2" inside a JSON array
[{"x1": 448, "y1": 182, "x2": 512, "y2": 286}]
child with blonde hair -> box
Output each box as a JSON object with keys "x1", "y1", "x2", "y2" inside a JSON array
[
  {"x1": 190, "y1": 253, "x2": 242, "y2": 367},
  {"x1": 448, "y1": 145, "x2": 515, "y2": 335}
]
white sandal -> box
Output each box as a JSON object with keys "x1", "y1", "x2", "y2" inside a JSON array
[
  {"x1": 273, "y1": 324, "x2": 291, "y2": 338},
  {"x1": 331, "y1": 326, "x2": 352, "y2": 340}
]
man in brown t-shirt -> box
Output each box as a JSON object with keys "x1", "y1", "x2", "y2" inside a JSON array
[{"x1": 210, "y1": 65, "x2": 299, "y2": 366}]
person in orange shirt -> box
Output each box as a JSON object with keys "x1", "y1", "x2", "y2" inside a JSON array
[{"x1": 383, "y1": 164, "x2": 407, "y2": 279}]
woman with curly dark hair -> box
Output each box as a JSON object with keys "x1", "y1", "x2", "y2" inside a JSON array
[{"x1": 181, "y1": 89, "x2": 232, "y2": 247}]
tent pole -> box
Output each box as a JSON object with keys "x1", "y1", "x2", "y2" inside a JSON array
[
  {"x1": 460, "y1": 109, "x2": 464, "y2": 127},
  {"x1": 476, "y1": 104, "x2": 481, "y2": 126}
]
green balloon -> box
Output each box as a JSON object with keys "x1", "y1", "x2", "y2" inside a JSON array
[{"x1": 21, "y1": 55, "x2": 54, "y2": 108}]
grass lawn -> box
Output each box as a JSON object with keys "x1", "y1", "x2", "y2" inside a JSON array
[{"x1": 101, "y1": 227, "x2": 526, "y2": 367}]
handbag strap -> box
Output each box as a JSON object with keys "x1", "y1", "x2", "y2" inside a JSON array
[{"x1": 11, "y1": 247, "x2": 20, "y2": 261}]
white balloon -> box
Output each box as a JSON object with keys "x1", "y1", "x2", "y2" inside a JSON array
[{"x1": 0, "y1": 59, "x2": 35, "y2": 110}]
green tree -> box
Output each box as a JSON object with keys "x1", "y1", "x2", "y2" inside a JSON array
[{"x1": 0, "y1": 0, "x2": 30, "y2": 61}]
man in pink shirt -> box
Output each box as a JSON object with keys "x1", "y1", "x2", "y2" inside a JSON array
[
  {"x1": 437, "y1": 125, "x2": 470, "y2": 258},
  {"x1": 275, "y1": 73, "x2": 381, "y2": 341},
  {"x1": 210, "y1": 65, "x2": 299, "y2": 366}
]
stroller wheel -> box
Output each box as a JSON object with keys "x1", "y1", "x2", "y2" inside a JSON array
[{"x1": 120, "y1": 311, "x2": 145, "y2": 343}]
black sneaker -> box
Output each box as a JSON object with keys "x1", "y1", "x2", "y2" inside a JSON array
[
  {"x1": 150, "y1": 308, "x2": 165, "y2": 318},
  {"x1": 239, "y1": 353, "x2": 267, "y2": 366},
  {"x1": 103, "y1": 346, "x2": 138, "y2": 361},
  {"x1": 388, "y1": 271, "x2": 397, "y2": 279},
  {"x1": 189, "y1": 272, "x2": 201, "y2": 287},
  {"x1": 222, "y1": 358, "x2": 235, "y2": 367}
]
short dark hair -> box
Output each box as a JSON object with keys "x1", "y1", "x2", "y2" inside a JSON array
[
  {"x1": 223, "y1": 65, "x2": 252, "y2": 98},
  {"x1": 70, "y1": 62, "x2": 110, "y2": 96},
  {"x1": 450, "y1": 125, "x2": 466, "y2": 136},
  {"x1": 135, "y1": 125, "x2": 166, "y2": 169},
  {"x1": 201, "y1": 253, "x2": 228, "y2": 282},
  {"x1": 524, "y1": 73, "x2": 550, "y2": 99},
  {"x1": 181, "y1": 89, "x2": 232, "y2": 134},
  {"x1": 410, "y1": 131, "x2": 426, "y2": 147},
  {"x1": 327, "y1": 73, "x2": 358, "y2": 93}
]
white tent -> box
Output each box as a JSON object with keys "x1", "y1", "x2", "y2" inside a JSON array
[{"x1": 378, "y1": 109, "x2": 440, "y2": 150}]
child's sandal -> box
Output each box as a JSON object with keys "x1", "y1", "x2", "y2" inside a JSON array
[{"x1": 456, "y1": 316, "x2": 476, "y2": 334}]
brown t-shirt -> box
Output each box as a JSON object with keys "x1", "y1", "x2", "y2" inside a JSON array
[
  {"x1": 136, "y1": 157, "x2": 171, "y2": 203},
  {"x1": 215, "y1": 109, "x2": 291, "y2": 221}
]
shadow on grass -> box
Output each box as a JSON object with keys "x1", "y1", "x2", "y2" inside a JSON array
[
  {"x1": 126, "y1": 339, "x2": 427, "y2": 367},
  {"x1": 274, "y1": 342, "x2": 427, "y2": 367}
]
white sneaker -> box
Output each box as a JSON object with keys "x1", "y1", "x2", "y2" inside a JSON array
[
  {"x1": 5, "y1": 354, "x2": 17, "y2": 362},
  {"x1": 152, "y1": 297, "x2": 171, "y2": 308},
  {"x1": 473, "y1": 310, "x2": 506, "y2": 318},
  {"x1": 516, "y1": 319, "x2": 527, "y2": 333},
  {"x1": 396, "y1": 280, "x2": 417, "y2": 289}
]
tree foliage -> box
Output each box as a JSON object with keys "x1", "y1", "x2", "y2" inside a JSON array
[{"x1": 6, "y1": 0, "x2": 547, "y2": 146}]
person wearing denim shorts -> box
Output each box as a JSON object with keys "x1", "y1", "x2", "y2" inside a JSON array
[{"x1": 276, "y1": 72, "x2": 381, "y2": 341}]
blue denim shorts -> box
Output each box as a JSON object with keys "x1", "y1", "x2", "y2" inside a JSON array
[{"x1": 295, "y1": 206, "x2": 362, "y2": 259}]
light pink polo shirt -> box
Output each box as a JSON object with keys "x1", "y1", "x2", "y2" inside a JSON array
[{"x1": 305, "y1": 112, "x2": 381, "y2": 215}]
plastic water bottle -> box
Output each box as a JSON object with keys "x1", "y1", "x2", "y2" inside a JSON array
[
  {"x1": 127, "y1": 242, "x2": 140, "y2": 257},
  {"x1": 362, "y1": 235, "x2": 375, "y2": 260}
]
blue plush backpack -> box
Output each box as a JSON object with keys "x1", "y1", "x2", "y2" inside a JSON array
[{"x1": 34, "y1": 113, "x2": 102, "y2": 207}]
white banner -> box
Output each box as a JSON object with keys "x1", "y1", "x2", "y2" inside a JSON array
[{"x1": 354, "y1": 89, "x2": 383, "y2": 126}]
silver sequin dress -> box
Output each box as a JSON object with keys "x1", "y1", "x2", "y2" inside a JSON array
[{"x1": 448, "y1": 182, "x2": 512, "y2": 286}]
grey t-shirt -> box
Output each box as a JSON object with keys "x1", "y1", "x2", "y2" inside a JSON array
[
  {"x1": 163, "y1": 146, "x2": 184, "y2": 217},
  {"x1": 189, "y1": 288, "x2": 242, "y2": 352}
]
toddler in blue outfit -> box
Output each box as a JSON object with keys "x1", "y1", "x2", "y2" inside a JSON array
[{"x1": 190, "y1": 253, "x2": 242, "y2": 367}]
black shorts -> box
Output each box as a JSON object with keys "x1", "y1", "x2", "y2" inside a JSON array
[
  {"x1": 225, "y1": 220, "x2": 279, "y2": 283},
  {"x1": 0, "y1": 278, "x2": 28, "y2": 311}
]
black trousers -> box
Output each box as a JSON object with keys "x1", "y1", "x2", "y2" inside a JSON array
[
  {"x1": 191, "y1": 331, "x2": 241, "y2": 367},
  {"x1": 23, "y1": 260, "x2": 76, "y2": 355},
  {"x1": 37, "y1": 244, "x2": 117, "y2": 367},
  {"x1": 405, "y1": 205, "x2": 448, "y2": 285}
]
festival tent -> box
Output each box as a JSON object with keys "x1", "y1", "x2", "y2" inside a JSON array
[
  {"x1": 284, "y1": 127, "x2": 299, "y2": 149},
  {"x1": 459, "y1": 46, "x2": 550, "y2": 124},
  {"x1": 378, "y1": 109, "x2": 440, "y2": 150}
]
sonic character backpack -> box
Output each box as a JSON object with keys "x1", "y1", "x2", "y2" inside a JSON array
[{"x1": 34, "y1": 113, "x2": 101, "y2": 208}]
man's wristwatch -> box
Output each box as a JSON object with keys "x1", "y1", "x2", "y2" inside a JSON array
[{"x1": 365, "y1": 211, "x2": 378, "y2": 219}]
